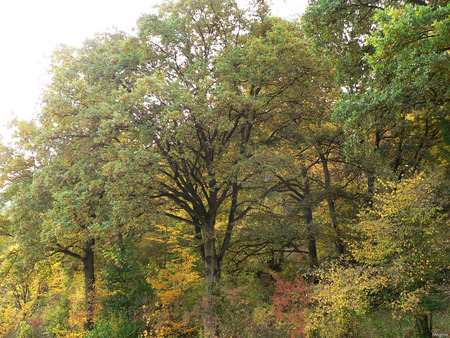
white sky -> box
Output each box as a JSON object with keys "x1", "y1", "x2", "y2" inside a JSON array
[{"x1": 0, "y1": 0, "x2": 308, "y2": 145}]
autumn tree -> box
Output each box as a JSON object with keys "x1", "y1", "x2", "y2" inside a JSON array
[
  {"x1": 303, "y1": 0, "x2": 449, "y2": 197},
  {"x1": 4, "y1": 0, "x2": 447, "y2": 336},
  {"x1": 301, "y1": 2, "x2": 449, "y2": 336},
  {"x1": 39, "y1": 31, "x2": 164, "y2": 330},
  {"x1": 308, "y1": 173, "x2": 449, "y2": 337},
  {"x1": 126, "y1": 0, "x2": 331, "y2": 334},
  {"x1": 336, "y1": 3, "x2": 449, "y2": 178},
  {"x1": 350, "y1": 173, "x2": 448, "y2": 336},
  {"x1": 0, "y1": 30, "x2": 157, "y2": 331},
  {"x1": 273, "y1": 98, "x2": 362, "y2": 260},
  {"x1": 2, "y1": 1, "x2": 327, "y2": 334}
]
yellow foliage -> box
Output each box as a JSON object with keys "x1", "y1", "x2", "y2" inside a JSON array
[
  {"x1": 52, "y1": 325, "x2": 87, "y2": 338},
  {"x1": 144, "y1": 250, "x2": 201, "y2": 337},
  {"x1": 350, "y1": 173, "x2": 448, "y2": 286},
  {"x1": 67, "y1": 271, "x2": 92, "y2": 329},
  {"x1": 308, "y1": 173, "x2": 449, "y2": 336},
  {"x1": 0, "y1": 306, "x2": 19, "y2": 336},
  {"x1": 150, "y1": 251, "x2": 201, "y2": 303},
  {"x1": 307, "y1": 263, "x2": 389, "y2": 337}
]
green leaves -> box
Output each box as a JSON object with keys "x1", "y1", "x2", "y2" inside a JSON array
[{"x1": 328, "y1": 2, "x2": 449, "y2": 179}]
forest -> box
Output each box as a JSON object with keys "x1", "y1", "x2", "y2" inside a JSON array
[{"x1": 0, "y1": 0, "x2": 448, "y2": 337}]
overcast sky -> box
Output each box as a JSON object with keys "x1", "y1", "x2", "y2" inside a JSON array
[{"x1": 0, "y1": 0, "x2": 308, "y2": 145}]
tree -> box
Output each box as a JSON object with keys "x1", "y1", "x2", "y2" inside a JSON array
[
  {"x1": 0, "y1": 31, "x2": 155, "y2": 331},
  {"x1": 275, "y1": 112, "x2": 358, "y2": 258},
  {"x1": 337, "y1": 3, "x2": 449, "y2": 178},
  {"x1": 266, "y1": 70, "x2": 363, "y2": 260},
  {"x1": 3, "y1": 1, "x2": 325, "y2": 333},
  {"x1": 38, "y1": 31, "x2": 161, "y2": 330},
  {"x1": 351, "y1": 173, "x2": 448, "y2": 336},
  {"x1": 146, "y1": 248, "x2": 202, "y2": 336},
  {"x1": 130, "y1": 0, "x2": 325, "y2": 334},
  {"x1": 302, "y1": 0, "x2": 446, "y2": 91},
  {"x1": 303, "y1": 1, "x2": 449, "y2": 190},
  {"x1": 304, "y1": 0, "x2": 448, "y2": 236},
  {"x1": 309, "y1": 173, "x2": 449, "y2": 337}
]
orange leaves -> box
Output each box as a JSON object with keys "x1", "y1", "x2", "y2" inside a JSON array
[
  {"x1": 144, "y1": 250, "x2": 201, "y2": 337},
  {"x1": 149, "y1": 251, "x2": 201, "y2": 305}
]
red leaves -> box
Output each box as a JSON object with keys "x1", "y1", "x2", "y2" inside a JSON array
[{"x1": 272, "y1": 274, "x2": 312, "y2": 337}]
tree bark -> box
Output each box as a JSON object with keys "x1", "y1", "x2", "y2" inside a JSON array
[
  {"x1": 303, "y1": 179, "x2": 318, "y2": 267},
  {"x1": 202, "y1": 227, "x2": 221, "y2": 337},
  {"x1": 415, "y1": 314, "x2": 432, "y2": 338},
  {"x1": 82, "y1": 238, "x2": 95, "y2": 331},
  {"x1": 54, "y1": 240, "x2": 96, "y2": 330},
  {"x1": 367, "y1": 129, "x2": 381, "y2": 207},
  {"x1": 319, "y1": 152, "x2": 345, "y2": 255},
  {"x1": 305, "y1": 205, "x2": 318, "y2": 267}
]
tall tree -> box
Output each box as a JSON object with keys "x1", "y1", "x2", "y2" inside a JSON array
[
  {"x1": 39, "y1": 31, "x2": 160, "y2": 329},
  {"x1": 336, "y1": 3, "x2": 449, "y2": 178},
  {"x1": 0, "y1": 31, "x2": 153, "y2": 330},
  {"x1": 303, "y1": 0, "x2": 449, "y2": 198},
  {"x1": 130, "y1": 0, "x2": 326, "y2": 334}
]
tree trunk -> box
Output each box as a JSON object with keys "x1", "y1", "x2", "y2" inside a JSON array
[
  {"x1": 327, "y1": 197, "x2": 345, "y2": 255},
  {"x1": 304, "y1": 179, "x2": 318, "y2": 267},
  {"x1": 82, "y1": 238, "x2": 95, "y2": 331},
  {"x1": 415, "y1": 314, "x2": 432, "y2": 338},
  {"x1": 201, "y1": 227, "x2": 221, "y2": 337},
  {"x1": 319, "y1": 152, "x2": 345, "y2": 255},
  {"x1": 305, "y1": 206, "x2": 318, "y2": 267},
  {"x1": 367, "y1": 129, "x2": 381, "y2": 207}
]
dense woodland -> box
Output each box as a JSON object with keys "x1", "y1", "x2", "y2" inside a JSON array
[{"x1": 0, "y1": 0, "x2": 448, "y2": 337}]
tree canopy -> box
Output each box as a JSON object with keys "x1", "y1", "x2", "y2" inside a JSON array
[{"x1": 0, "y1": 0, "x2": 448, "y2": 336}]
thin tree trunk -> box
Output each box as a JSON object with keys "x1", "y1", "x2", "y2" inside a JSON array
[
  {"x1": 305, "y1": 206, "x2": 318, "y2": 267},
  {"x1": 415, "y1": 314, "x2": 432, "y2": 338},
  {"x1": 304, "y1": 179, "x2": 318, "y2": 267},
  {"x1": 416, "y1": 315, "x2": 432, "y2": 338},
  {"x1": 54, "y1": 241, "x2": 96, "y2": 330},
  {"x1": 327, "y1": 196, "x2": 345, "y2": 255},
  {"x1": 319, "y1": 152, "x2": 345, "y2": 255},
  {"x1": 368, "y1": 129, "x2": 381, "y2": 207},
  {"x1": 82, "y1": 238, "x2": 95, "y2": 331}
]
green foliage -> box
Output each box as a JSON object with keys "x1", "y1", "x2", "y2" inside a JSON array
[
  {"x1": 0, "y1": 0, "x2": 448, "y2": 336},
  {"x1": 367, "y1": 4, "x2": 449, "y2": 107},
  {"x1": 302, "y1": 0, "x2": 378, "y2": 89},
  {"x1": 17, "y1": 321, "x2": 35, "y2": 338},
  {"x1": 87, "y1": 318, "x2": 141, "y2": 338},
  {"x1": 101, "y1": 245, "x2": 153, "y2": 319},
  {"x1": 360, "y1": 311, "x2": 414, "y2": 337},
  {"x1": 216, "y1": 273, "x2": 282, "y2": 337},
  {"x1": 336, "y1": 3, "x2": 449, "y2": 176}
]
